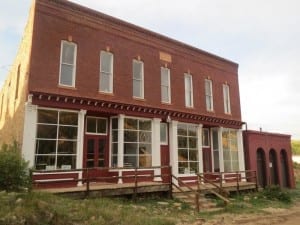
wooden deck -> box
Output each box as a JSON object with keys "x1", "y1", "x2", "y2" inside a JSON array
[{"x1": 38, "y1": 181, "x2": 170, "y2": 198}]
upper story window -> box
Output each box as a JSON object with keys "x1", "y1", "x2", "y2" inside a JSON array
[
  {"x1": 161, "y1": 67, "x2": 171, "y2": 103},
  {"x1": 223, "y1": 84, "x2": 231, "y2": 114},
  {"x1": 133, "y1": 60, "x2": 144, "y2": 99},
  {"x1": 184, "y1": 73, "x2": 193, "y2": 108},
  {"x1": 205, "y1": 79, "x2": 213, "y2": 111},
  {"x1": 99, "y1": 51, "x2": 113, "y2": 93},
  {"x1": 59, "y1": 41, "x2": 77, "y2": 87}
]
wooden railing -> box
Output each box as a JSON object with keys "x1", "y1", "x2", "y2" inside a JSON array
[{"x1": 31, "y1": 165, "x2": 172, "y2": 199}]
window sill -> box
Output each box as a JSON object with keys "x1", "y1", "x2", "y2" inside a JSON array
[
  {"x1": 161, "y1": 102, "x2": 172, "y2": 106},
  {"x1": 185, "y1": 106, "x2": 194, "y2": 109},
  {"x1": 99, "y1": 91, "x2": 114, "y2": 96},
  {"x1": 133, "y1": 97, "x2": 146, "y2": 101},
  {"x1": 58, "y1": 84, "x2": 77, "y2": 90}
]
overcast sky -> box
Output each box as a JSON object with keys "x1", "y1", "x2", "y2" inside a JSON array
[{"x1": 1, "y1": 0, "x2": 299, "y2": 139}]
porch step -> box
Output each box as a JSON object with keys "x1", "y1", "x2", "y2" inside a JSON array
[{"x1": 173, "y1": 192, "x2": 218, "y2": 210}]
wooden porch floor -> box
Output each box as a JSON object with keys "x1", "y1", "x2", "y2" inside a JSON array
[{"x1": 37, "y1": 181, "x2": 257, "y2": 198}]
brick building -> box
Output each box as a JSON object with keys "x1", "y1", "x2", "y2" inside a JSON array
[{"x1": 0, "y1": 0, "x2": 294, "y2": 188}]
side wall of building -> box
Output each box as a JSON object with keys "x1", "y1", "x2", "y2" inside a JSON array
[
  {"x1": 0, "y1": 2, "x2": 35, "y2": 148},
  {"x1": 243, "y1": 130, "x2": 295, "y2": 188}
]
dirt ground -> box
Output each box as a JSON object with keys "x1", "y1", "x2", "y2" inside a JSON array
[{"x1": 185, "y1": 201, "x2": 300, "y2": 225}]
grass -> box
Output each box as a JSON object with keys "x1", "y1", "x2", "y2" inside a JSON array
[
  {"x1": 0, "y1": 191, "x2": 199, "y2": 225},
  {"x1": 292, "y1": 140, "x2": 300, "y2": 155}
]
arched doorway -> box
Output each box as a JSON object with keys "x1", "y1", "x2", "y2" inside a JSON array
[
  {"x1": 280, "y1": 150, "x2": 289, "y2": 188},
  {"x1": 269, "y1": 149, "x2": 278, "y2": 185},
  {"x1": 256, "y1": 148, "x2": 267, "y2": 187}
]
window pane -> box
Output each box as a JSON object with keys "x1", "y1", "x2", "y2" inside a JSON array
[
  {"x1": 112, "y1": 130, "x2": 118, "y2": 142},
  {"x1": 112, "y1": 118, "x2": 118, "y2": 129},
  {"x1": 188, "y1": 126, "x2": 197, "y2": 136},
  {"x1": 178, "y1": 162, "x2": 188, "y2": 174},
  {"x1": 133, "y1": 61, "x2": 142, "y2": 79},
  {"x1": 212, "y1": 130, "x2": 219, "y2": 150},
  {"x1": 161, "y1": 68, "x2": 169, "y2": 86},
  {"x1": 59, "y1": 126, "x2": 78, "y2": 139},
  {"x1": 160, "y1": 123, "x2": 167, "y2": 143},
  {"x1": 59, "y1": 112, "x2": 78, "y2": 125},
  {"x1": 57, "y1": 140, "x2": 77, "y2": 154},
  {"x1": 139, "y1": 120, "x2": 151, "y2": 131},
  {"x1": 139, "y1": 131, "x2": 151, "y2": 143},
  {"x1": 112, "y1": 143, "x2": 118, "y2": 154},
  {"x1": 124, "y1": 130, "x2": 138, "y2": 142},
  {"x1": 124, "y1": 143, "x2": 138, "y2": 154},
  {"x1": 57, "y1": 155, "x2": 76, "y2": 169},
  {"x1": 100, "y1": 73, "x2": 111, "y2": 92},
  {"x1": 124, "y1": 156, "x2": 137, "y2": 168},
  {"x1": 38, "y1": 110, "x2": 58, "y2": 124},
  {"x1": 139, "y1": 144, "x2": 151, "y2": 154},
  {"x1": 213, "y1": 151, "x2": 220, "y2": 172},
  {"x1": 36, "y1": 139, "x2": 56, "y2": 154},
  {"x1": 133, "y1": 80, "x2": 141, "y2": 97},
  {"x1": 124, "y1": 118, "x2": 137, "y2": 130},
  {"x1": 37, "y1": 124, "x2": 57, "y2": 139},
  {"x1": 189, "y1": 162, "x2": 198, "y2": 173},
  {"x1": 86, "y1": 117, "x2": 96, "y2": 133},
  {"x1": 35, "y1": 155, "x2": 56, "y2": 170},
  {"x1": 189, "y1": 137, "x2": 197, "y2": 149},
  {"x1": 100, "y1": 52, "x2": 112, "y2": 73},
  {"x1": 60, "y1": 64, "x2": 73, "y2": 86},
  {"x1": 177, "y1": 124, "x2": 187, "y2": 136},
  {"x1": 97, "y1": 118, "x2": 107, "y2": 134},
  {"x1": 178, "y1": 136, "x2": 187, "y2": 148},
  {"x1": 161, "y1": 86, "x2": 169, "y2": 102},
  {"x1": 62, "y1": 43, "x2": 75, "y2": 64},
  {"x1": 189, "y1": 150, "x2": 198, "y2": 161},
  {"x1": 139, "y1": 155, "x2": 151, "y2": 167},
  {"x1": 178, "y1": 149, "x2": 188, "y2": 161}
]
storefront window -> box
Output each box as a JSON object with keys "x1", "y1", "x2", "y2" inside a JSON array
[
  {"x1": 222, "y1": 129, "x2": 239, "y2": 172},
  {"x1": 35, "y1": 109, "x2": 78, "y2": 170},
  {"x1": 177, "y1": 123, "x2": 199, "y2": 174}
]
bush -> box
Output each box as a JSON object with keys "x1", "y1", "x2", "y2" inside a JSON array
[
  {"x1": 0, "y1": 141, "x2": 31, "y2": 192},
  {"x1": 262, "y1": 185, "x2": 292, "y2": 203}
]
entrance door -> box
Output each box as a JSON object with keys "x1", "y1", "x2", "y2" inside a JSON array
[
  {"x1": 280, "y1": 150, "x2": 289, "y2": 188},
  {"x1": 257, "y1": 148, "x2": 267, "y2": 187},
  {"x1": 203, "y1": 148, "x2": 212, "y2": 172},
  {"x1": 85, "y1": 136, "x2": 106, "y2": 168},
  {"x1": 269, "y1": 149, "x2": 278, "y2": 185}
]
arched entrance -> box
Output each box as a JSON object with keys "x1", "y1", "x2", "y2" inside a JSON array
[
  {"x1": 269, "y1": 149, "x2": 278, "y2": 185},
  {"x1": 256, "y1": 148, "x2": 267, "y2": 187},
  {"x1": 280, "y1": 150, "x2": 290, "y2": 188}
]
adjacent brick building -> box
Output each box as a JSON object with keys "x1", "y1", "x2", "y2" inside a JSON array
[{"x1": 0, "y1": 0, "x2": 294, "y2": 188}]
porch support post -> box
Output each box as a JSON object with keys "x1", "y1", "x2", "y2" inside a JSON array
[
  {"x1": 198, "y1": 124, "x2": 203, "y2": 174},
  {"x1": 152, "y1": 118, "x2": 162, "y2": 181},
  {"x1": 237, "y1": 129, "x2": 246, "y2": 180},
  {"x1": 219, "y1": 127, "x2": 225, "y2": 180},
  {"x1": 77, "y1": 109, "x2": 86, "y2": 186},
  {"x1": 117, "y1": 114, "x2": 125, "y2": 184},
  {"x1": 169, "y1": 120, "x2": 178, "y2": 185},
  {"x1": 22, "y1": 97, "x2": 37, "y2": 168}
]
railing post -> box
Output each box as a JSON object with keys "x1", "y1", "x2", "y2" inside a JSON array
[
  {"x1": 236, "y1": 171, "x2": 240, "y2": 195},
  {"x1": 169, "y1": 166, "x2": 173, "y2": 199},
  {"x1": 86, "y1": 168, "x2": 90, "y2": 198},
  {"x1": 219, "y1": 173, "x2": 222, "y2": 189},
  {"x1": 195, "y1": 192, "x2": 200, "y2": 213},
  {"x1": 255, "y1": 170, "x2": 258, "y2": 191},
  {"x1": 133, "y1": 167, "x2": 138, "y2": 201}
]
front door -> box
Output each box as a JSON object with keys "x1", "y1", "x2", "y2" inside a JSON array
[
  {"x1": 85, "y1": 135, "x2": 106, "y2": 168},
  {"x1": 203, "y1": 148, "x2": 212, "y2": 172}
]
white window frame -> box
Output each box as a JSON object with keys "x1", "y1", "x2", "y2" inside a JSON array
[
  {"x1": 99, "y1": 51, "x2": 113, "y2": 93},
  {"x1": 59, "y1": 40, "x2": 77, "y2": 87},
  {"x1": 205, "y1": 79, "x2": 214, "y2": 111},
  {"x1": 223, "y1": 84, "x2": 231, "y2": 114},
  {"x1": 161, "y1": 67, "x2": 171, "y2": 103},
  {"x1": 85, "y1": 116, "x2": 108, "y2": 135},
  {"x1": 132, "y1": 59, "x2": 144, "y2": 99},
  {"x1": 184, "y1": 73, "x2": 193, "y2": 108}
]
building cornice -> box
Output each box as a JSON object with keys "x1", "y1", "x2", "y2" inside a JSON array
[{"x1": 31, "y1": 91, "x2": 243, "y2": 129}]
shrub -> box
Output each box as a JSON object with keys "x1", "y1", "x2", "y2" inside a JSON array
[
  {"x1": 0, "y1": 141, "x2": 31, "y2": 192},
  {"x1": 262, "y1": 185, "x2": 291, "y2": 203}
]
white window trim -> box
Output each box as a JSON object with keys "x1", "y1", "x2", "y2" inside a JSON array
[
  {"x1": 133, "y1": 59, "x2": 144, "y2": 99},
  {"x1": 99, "y1": 51, "x2": 114, "y2": 93},
  {"x1": 223, "y1": 84, "x2": 231, "y2": 114},
  {"x1": 161, "y1": 67, "x2": 171, "y2": 104},
  {"x1": 85, "y1": 116, "x2": 108, "y2": 135},
  {"x1": 184, "y1": 73, "x2": 193, "y2": 108},
  {"x1": 205, "y1": 79, "x2": 214, "y2": 111},
  {"x1": 59, "y1": 40, "x2": 77, "y2": 87}
]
